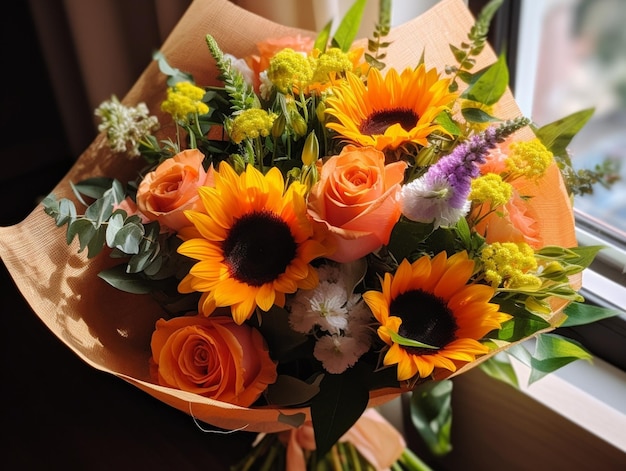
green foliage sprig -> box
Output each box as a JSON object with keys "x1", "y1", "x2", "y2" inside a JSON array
[
  {"x1": 446, "y1": 0, "x2": 504, "y2": 92},
  {"x1": 364, "y1": 0, "x2": 392, "y2": 71}
]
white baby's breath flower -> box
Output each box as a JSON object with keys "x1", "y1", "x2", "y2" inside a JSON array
[
  {"x1": 288, "y1": 281, "x2": 348, "y2": 334},
  {"x1": 314, "y1": 334, "x2": 366, "y2": 374},
  {"x1": 224, "y1": 53, "x2": 255, "y2": 87},
  {"x1": 258, "y1": 71, "x2": 274, "y2": 101},
  {"x1": 95, "y1": 95, "x2": 159, "y2": 157}
]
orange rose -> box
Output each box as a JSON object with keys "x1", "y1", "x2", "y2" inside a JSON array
[
  {"x1": 307, "y1": 145, "x2": 407, "y2": 262},
  {"x1": 150, "y1": 314, "x2": 277, "y2": 407},
  {"x1": 136, "y1": 149, "x2": 214, "y2": 232}
]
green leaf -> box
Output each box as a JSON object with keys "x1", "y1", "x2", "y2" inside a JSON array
[
  {"x1": 560, "y1": 302, "x2": 621, "y2": 327},
  {"x1": 434, "y1": 111, "x2": 461, "y2": 136},
  {"x1": 72, "y1": 177, "x2": 116, "y2": 200},
  {"x1": 461, "y1": 53, "x2": 509, "y2": 106},
  {"x1": 449, "y1": 44, "x2": 467, "y2": 63},
  {"x1": 54, "y1": 198, "x2": 77, "y2": 227},
  {"x1": 153, "y1": 50, "x2": 194, "y2": 85},
  {"x1": 331, "y1": 0, "x2": 367, "y2": 52},
  {"x1": 86, "y1": 225, "x2": 107, "y2": 259},
  {"x1": 105, "y1": 212, "x2": 126, "y2": 247},
  {"x1": 67, "y1": 218, "x2": 96, "y2": 251},
  {"x1": 461, "y1": 107, "x2": 499, "y2": 123},
  {"x1": 410, "y1": 380, "x2": 453, "y2": 456},
  {"x1": 387, "y1": 219, "x2": 434, "y2": 262},
  {"x1": 387, "y1": 329, "x2": 437, "y2": 349},
  {"x1": 253, "y1": 305, "x2": 309, "y2": 361},
  {"x1": 534, "y1": 108, "x2": 594, "y2": 158},
  {"x1": 311, "y1": 364, "x2": 369, "y2": 457},
  {"x1": 278, "y1": 412, "x2": 307, "y2": 428},
  {"x1": 314, "y1": 19, "x2": 332, "y2": 52},
  {"x1": 528, "y1": 333, "x2": 592, "y2": 384},
  {"x1": 97, "y1": 265, "x2": 155, "y2": 294},
  {"x1": 266, "y1": 374, "x2": 323, "y2": 407},
  {"x1": 479, "y1": 355, "x2": 519, "y2": 388},
  {"x1": 111, "y1": 221, "x2": 144, "y2": 255},
  {"x1": 492, "y1": 315, "x2": 551, "y2": 342}
]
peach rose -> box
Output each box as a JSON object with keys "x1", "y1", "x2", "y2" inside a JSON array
[
  {"x1": 150, "y1": 314, "x2": 277, "y2": 407},
  {"x1": 136, "y1": 149, "x2": 214, "y2": 232},
  {"x1": 473, "y1": 189, "x2": 541, "y2": 247},
  {"x1": 307, "y1": 145, "x2": 407, "y2": 262}
]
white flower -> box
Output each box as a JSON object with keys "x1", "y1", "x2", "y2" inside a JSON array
[
  {"x1": 224, "y1": 53, "x2": 255, "y2": 87},
  {"x1": 289, "y1": 281, "x2": 349, "y2": 334},
  {"x1": 258, "y1": 71, "x2": 273, "y2": 101},
  {"x1": 399, "y1": 175, "x2": 470, "y2": 229},
  {"x1": 95, "y1": 96, "x2": 159, "y2": 157},
  {"x1": 313, "y1": 334, "x2": 369, "y2": 374}
]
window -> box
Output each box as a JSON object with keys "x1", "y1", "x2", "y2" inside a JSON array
[{"x1": 468, "y1": 0, "x2": 626, "y2": 372}]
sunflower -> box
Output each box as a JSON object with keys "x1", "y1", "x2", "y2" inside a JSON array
[
  {"x1": 324, "y1": 64, "x2": 457, "y2": 152},
  {"x1": 177, "y1": 162, "x2": 330, "y2": 325},
  {"x1": 362, "y1": 251, "x2": 511, "y2": 381}
]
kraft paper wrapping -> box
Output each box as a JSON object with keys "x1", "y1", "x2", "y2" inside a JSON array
[{"x1": 0, "y1": 0, "x2": 577, "y2": 433}]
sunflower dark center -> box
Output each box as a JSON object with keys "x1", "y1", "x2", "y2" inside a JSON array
[
  {"x1": 390, "y1": 289, "x2": 457, "y2": 354},
  {"x1": 222, "y1": 210, "x2": 297, "y2": 286},
  {"x1": 359, "y1": 108, "x2": 419, "y2": 135}
]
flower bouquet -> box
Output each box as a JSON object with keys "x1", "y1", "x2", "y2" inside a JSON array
[{"x1": 0, "y1": 0, "x2": 616, "y2": 469}]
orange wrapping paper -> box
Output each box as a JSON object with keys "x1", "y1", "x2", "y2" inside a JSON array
[{"x1": 0, "y1": 0, "x2": 578, "y2": 433}]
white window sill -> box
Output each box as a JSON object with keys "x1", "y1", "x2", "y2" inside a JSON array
[{"x1": 511, "y1": 342, "x2": 626, "y2": 453}]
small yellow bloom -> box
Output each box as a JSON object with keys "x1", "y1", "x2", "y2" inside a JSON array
[
  {"x1": 469, "y1": 173, "x2": 513, "y2": 206},
  {"x1": 310, "y1": 48, "x2": 353, "y2": 84},
  {"x1": 161, "y1": 81, "x2": 209, "y2": 123},
  {"x1": 481, "y1": 242, "x2": 541, "y2": 289},
  {"x1": 267, "y1": 48, "x2": 313, "y2": 93},
  {"x1": 506, "y1": 138, "x2": 553, "y2": 180},
  {"x1": 229, "y1": 108, "x2": 277, "y2": 144}
]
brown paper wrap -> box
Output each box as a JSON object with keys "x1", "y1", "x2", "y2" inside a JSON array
[{"x1": 0, "y1": 0, "x2": 578, "y2": 433}]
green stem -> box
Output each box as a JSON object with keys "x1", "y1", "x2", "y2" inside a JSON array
[{"x1": 397, "y1": 448, "x2": 434, "y2": 471}]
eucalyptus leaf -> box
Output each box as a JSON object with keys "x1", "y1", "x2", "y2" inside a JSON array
[
  {"x1": 106, "y1": 212, "x2": 126, "y2": 247},
  {"x1": 97, "y1": 265, "x2": 155, "y2": 294},
  {"x1": 73, "y1": 177, "x2": 117, "y2": 199},
  {"x1": 67, "y1": 218, "x2": 96, "y2": 251},
  {"x1": 112, "y1": 222, "x2": 144, "y2": 255},
  {"x1": 57, "y1": 198, "x2": 77, "y2": 227},
  {"x1": 410, "y1": 380, "x2": 453, "y2": 456},
  {"x1": 86, "y1": 225, "x2": 107, "y2": 259},
  {"x1": 85, "y1": 193, "x2": 114, "y2": 228},
  {"x1": 153, "y1": 50, "x2": 194, "y2": 85}
]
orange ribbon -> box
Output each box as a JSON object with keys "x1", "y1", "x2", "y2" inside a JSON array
[{"x1": 280, "y1": 408, "x2": 407, "y2": 470}]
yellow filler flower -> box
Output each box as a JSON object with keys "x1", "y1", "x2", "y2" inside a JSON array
[
  {"x1": 177, "y1": 162, "x2": 330, "y2": 324},
  {"x1": 324, "y1": 64, "x2": 457, "y2": 152},
  {"x1": 362, "y1": 251, "x2": 511, "y2": 381}
]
